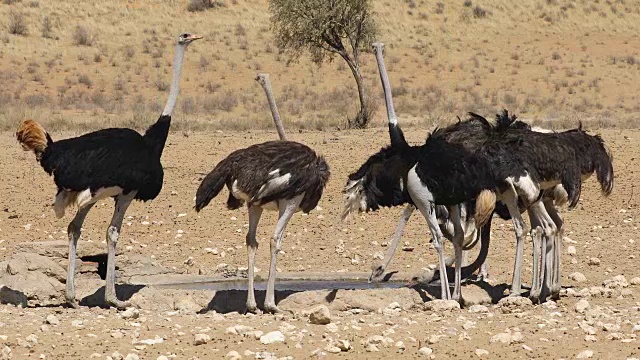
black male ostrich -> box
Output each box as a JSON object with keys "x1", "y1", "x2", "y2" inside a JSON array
[
  {"x1": 195, "y1": 73, "x2": 330, "y2": 314},
  {"x1": 343, "y1": 42, "x2": 497, "y2": 301},
  {"x1": 16, "y1": 33, "x2": 202, "y2": 309}
]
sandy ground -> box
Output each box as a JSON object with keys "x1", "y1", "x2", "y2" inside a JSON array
[{"x1": 1, "y1": 126, "x2": 639, "y2": 359}]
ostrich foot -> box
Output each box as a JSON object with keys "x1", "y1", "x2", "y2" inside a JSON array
[
  {"x1": 106, "y1": 297, "x2": 132, "y2": 310},
  {"x1": 65, "y1": 299, "x2": 80, "y2": 309}
]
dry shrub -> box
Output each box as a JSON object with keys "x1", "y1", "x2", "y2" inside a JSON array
[
  {"x1": 8, "y1": 10, "x2": 28, "y2": 36},
  {"x1": 187, "y1": 0, "x2": 225, "y2": 12},
  {"x1": 41, "y1": 16, "x2": 53, "y2": 38},
  {"x1": 73, "y1": 25, "x2": 95, "y2": 46}
]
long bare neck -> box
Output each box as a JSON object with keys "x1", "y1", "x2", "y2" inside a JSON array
[
  {"x1": 162, "y1": 43, "x2": 186, "y2": 116},
  {"x1": 372, "y1": 42, "x2": 398, "y2": 126},
  {"x1": 257, "y1": 73, "x2": 287, "y2": 141}
]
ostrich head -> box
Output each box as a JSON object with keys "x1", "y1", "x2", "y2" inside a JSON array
[
  {"x1": 178, "y1": 32, "x2": 203, "y2": 46},
  {"x1": 255, "y1": 73, "x2": 270, "y2": 87}
]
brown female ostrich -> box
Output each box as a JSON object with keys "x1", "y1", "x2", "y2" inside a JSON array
[{"x1": 195, "y1": 73, "x2": 330, "y2": 313}]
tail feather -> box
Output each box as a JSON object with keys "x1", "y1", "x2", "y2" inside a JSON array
[
  {"x1": 592, "y1": 135, "x2": 614, "y2": 196},
  {"x1": 195, "y1": 159, "x2": 232, "y2": 212},
  {"x1": 474, "y1": 190, "x2": 496, "y2": 227},
  {"x1": 16, "y1": 119, "x2": 52, "y2": 160}
]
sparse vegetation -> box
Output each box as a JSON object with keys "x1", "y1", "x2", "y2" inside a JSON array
[
  {"x1": 41, "y1": 16, "x2": 53, "y2": 38},
  {"x1": 8, "y1": 10, "x2": 28, "y2": 36},
  {"x1": 73, "y1": 25, "x2": 95, "y2": 46},
  {"x1": 186, "y1": 0, "x2": 225, "y2": 12}
]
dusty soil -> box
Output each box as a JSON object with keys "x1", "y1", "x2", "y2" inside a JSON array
[{"x1": 1, "y1": 126, "x2": 639, "y2": 359}]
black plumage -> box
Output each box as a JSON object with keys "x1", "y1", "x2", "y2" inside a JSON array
[
  {"x1": 195, "y1": 140, "x2": 330, "y2": 214},
  {"x1": 40, "y1": 119, "x2": 167, "y2": 202}
]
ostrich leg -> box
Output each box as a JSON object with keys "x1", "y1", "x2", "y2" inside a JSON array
[
  {"x1": 449, "y1": 205, "x2": 465, "y2": 302},
  {"x1": 369, "y1": 205, "x2": 415, "y2": 282},
  {"x1": 245, "y1": 206, "x2": 263, "y2": 313},
  {"x1": 104, "y1": 191, "x2": 136, "y2": 309},
  {"x1": 264, "y1": 195, "x2": 303, "y2": 313},
  {"x1": 544, "y1": 200, "x2": 564, "y2": 299},
  {"x1": 502, "y1": 188, "x2": 528, "y2": 297},
  {"x1": 65, "y1": 203, "x2": 95, "y2": 308}
]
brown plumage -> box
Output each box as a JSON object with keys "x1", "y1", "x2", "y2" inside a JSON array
[
  {"x1": 474, "y1": 189, "x2": 496, "y2": 227},
  {"x1": 16, "y1": 119, "x2": 51, "y2": 160}
]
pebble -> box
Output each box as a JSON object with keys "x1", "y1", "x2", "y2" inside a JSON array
[
  {"x1": 194, "y1": 333, "x2": 211, "y2": 345},
  {"x1": 587, "y1": 257, "x2": 600, "y2": 266},
  {"x1": 260, "y1": 331, "x2": 285, "y2": 345},
  {"x1": 418, "y1": 347, "x2": 433, "y2": 356},
  {"x1": 157, "y1": 356, "x2": 169, "y2": 360},
  {"x1": 366, "y1": 344, "x2": 379, "y2": 352},
  {"x1": 1, "y1": 346, "x2": 11, "y2": 360},
  {"x1": 45, "y1": 315, "x2": 59, "y2": 325},
  {"x1": 120, "y1": 307, "x2": 140, "y2": 320},
  {"x1": 498, "y1": 296, "x2": 532, "y2": 313},
  {"x1": 309, "y1": 305, "x2": 331, "y2": 325},
  {"x1": 630, "y1": 277, "x2": 640, "y2": 285},
  {"x1": 424, "y1": 299, "x2": 460, "y2": 312},
  {"x1": 124, "y1": 354, "x2": 139, "y2": 360},
  {"x1": 468, "y1": 305, "x2": 489, "y2": 313},
  {"x1": 575, "y1": 299, "x2": 590, "y2": 314},
  {"x1": 226, "y1": 350, "x2": 242, "y2": 359},
  {"x1": 567, "y1": 246, "x2": 577, "y2": 256},
  {"x1": 576, "y1": 349, "x2": 594, "y2": 359},
  {"x1": 569, "y1": 272, "x2": 587, "y2": 282},
  {"x1": 325, "y1": 345, "x2": 341, "y2": 354},
  {"x1": 604, "y1": 275, "x2": 629, "y2": 289},
  {"x1": 475, "y1": 348, "x2": 489, "y2": 357},
  {"x1": 335, "y1": 339, "x2": 351, "y2": 351}
]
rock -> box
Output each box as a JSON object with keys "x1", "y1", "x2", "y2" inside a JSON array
[
  {"x1": 587, "y1": 258, "x2": 600, "y2": 266},
  {"x1": 0, "y1": 286, "x2": 27, "y2": 307},
  {"x1": 603, "y1": 275, "x2": 629, "y2": 289},
  {"x1": 424, "y1": 299, "x2": 460, "y2": 312},
  {"x1": 569, "y1": 272, "x2": 587, "y2": 283},
  {"x1": 576, "y1": 349, "x2": 594, "y2": 359},
  {"x1": 567, "y1": 246, "x2": 577, "y2": 256},
  {"x1": 15, "y1": 240, "x2": 119, "y2": 259},
  {"x1": 584, "y1": 335, "x2": 597, "y2": 342},
  {"x1": 260, "y1": 331, "x2": 285, "y2": 345},
  {"x1": 136, "y1": 336, "x2": 164, "y2": 345},
  {"x1": 475, "y1": 349, "x2": 489, "y2": 357},
  {"x1": 630, "y1": 277, "x2": 640, "y2": 285},
  {"x1": 468, "y1": 304, "x2": 489, "y2": 313},
  {"x1": 510, "y1": 332, "x2": 524, "y2": 344},
  {"x1": 225, "y1": 325, "x2": 254, "y2": 336},
  {"x1": 278, "y1": 287, "x2": 423, "y2": 313},
  {"x1": 226, "y1": 351, "x2": 241, "y2": 359},
  {"x1": 418, "y1": 347, "x2": 433, "y2": 356},
  {"x1": 335, "y1": 339, "x2": 351, "y2": 352},
  {"x1": 575, "y1": 299, "x2": 590, "y2": 314},
  {"x1": 366, "y1": 344, "x2": 380, "y2": 352},
  {"x1": 461, "y1": 285, "x2": 492, "y2": 306},
  {"x1": 173, "y1": 296, "x2": 200, "y2": 314},
  {"x1": 45, "y1": 314, "x2": 59, "y2": 325},
  {"x1": 124, "y1": 354, "x2": 139, "y2": 360},
  {"x1": 0, "y1": 346, "x2": 10, "y2": 360},
  {"x1": 157, "y1": 357, "x2": 169, "y2": 360},
  {"x1": 25, "y1": 334, "x2": 38, "y2": 348},
  {"x1": 194, "y1": 333, "x2": 210, "y2": 346},
  {"x1": 308, "y1": 305, "x2": 331, "y2": 325},
  {"x1": 110, "y1": 352, "x2": 124, "y2": 360},
  {"x1": 325, "y1": 345, "x2": 341, "y2": 354},
  {"x1": 120, "y1": 307, "x2": 139, "y2": 320},
  {"x1": 497, "y1": 296, "x2": 532, "y2": 313},
  {"x1": 0, "y1": 253, "x2": 67, "y2": 306},
  {"x1": 490, "y1": 332, "x2": 511, "y2": 344}
]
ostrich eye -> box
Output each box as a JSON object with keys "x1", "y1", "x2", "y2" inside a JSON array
[{"x1": 181, "y1": 33, "x2": 189, "y2": 38}]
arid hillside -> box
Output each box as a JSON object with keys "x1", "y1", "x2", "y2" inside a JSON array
[{"x1": 1, "y1": 0, "x2": 640, "y2": 132}]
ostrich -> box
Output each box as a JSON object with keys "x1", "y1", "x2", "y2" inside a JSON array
[
  {"x1": 344, "y1": 41, "x2": 498, "y2": 301},
  {"x1": 195, "y1": 73, "x2": 330, "y2": 314},
  {"x1": 15, "y1": 33, "x2": 202, "y2": 309}
]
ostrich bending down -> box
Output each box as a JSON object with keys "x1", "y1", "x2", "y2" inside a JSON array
[
  {"x1": 15, "y1": 33, "x2": 201, "y2": 309},
  {"x1": 195, "y1": 73, "x2": 330, "y2": 314},
  {"x1": 344, "y1": 42, "x2": 497, "y2": 301}
]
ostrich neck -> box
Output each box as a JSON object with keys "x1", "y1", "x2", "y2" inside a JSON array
[
  {"x1": 373, "y1": 49, "x2": 398, "y2": 126},
  {"x1": 162, "y1": 44, "x2": 186, "y2": 116},
  {"x1": 144, "y1": 43, "x2": 186, "y2": 159},
  {"x1": 260, "y1": 80, "x2": 287, "y2": 141}
]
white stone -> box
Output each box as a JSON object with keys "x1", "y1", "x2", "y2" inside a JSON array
[
  {"x1": 475, "y1": 349, "x2": 489, "y2": 357},
  {"x1": 576, "y1": 350, "x2": 594, "y2": 359},
  {"x1": 309, "y1": 305, "x2": 331, "y2": 325},
  {"x1": 424, "y1": 299, "x2": 460, "y2": 311},
  {"x1": 468, "y1": 304, "x2": 489, "y2": 313},
  {"x1": 587, "y1": 258, "x2": 600, "y2": 266},
  {"x1": 194, "y1": 333, "x2": 210, "y2": 346},
  {"x1": 569, "y1": 272, "x2": 587, "y2": 283},
  {"x1": 45, "y1": 315, "x2": 59, "y2": 325},
  {"x1": 335, "y1": 339, "x2": 351, "y2": 351},
  {"x1": 418, "y1": 347, "x2": 433, "y2": 356},
  {"x1": 156, "y1": 357, "x2": 169, "y2": 360},
  {"x1": 490, "y1": 332, "x2": 511, "y2": 344},
  {"x1": 603, "y1": 275, "x2": 629, "y2": 289},
  {"x1": 567, "y1": 246, "x2": 577, "y2": 256},
  {"x1": 120, "y1": 307, "x2": 139, "y2": 320},
  {"x1": 226, "y1": 350, "x2": 241, "y2": 359},
  {"x1": 575, "y1": 299, "x2": 590, "y2": 314},
  {"x1": 630, "y1": 277, "x2": 640, "y2": 285},
  {"x1": 260, "y1": 331, "x2": 285, "y2": 345},
  {"x1": 124, "y1": 354, "x2": 139, "y2": 360}
]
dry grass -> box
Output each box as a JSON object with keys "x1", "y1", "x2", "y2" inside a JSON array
[{"x1": 0, "y1": 0, "x2": 640, "y2": 133}]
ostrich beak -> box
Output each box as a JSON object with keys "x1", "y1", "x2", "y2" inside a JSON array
[{"x1": 188, "y1": 34, "x2": 203, "y2": 41}]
